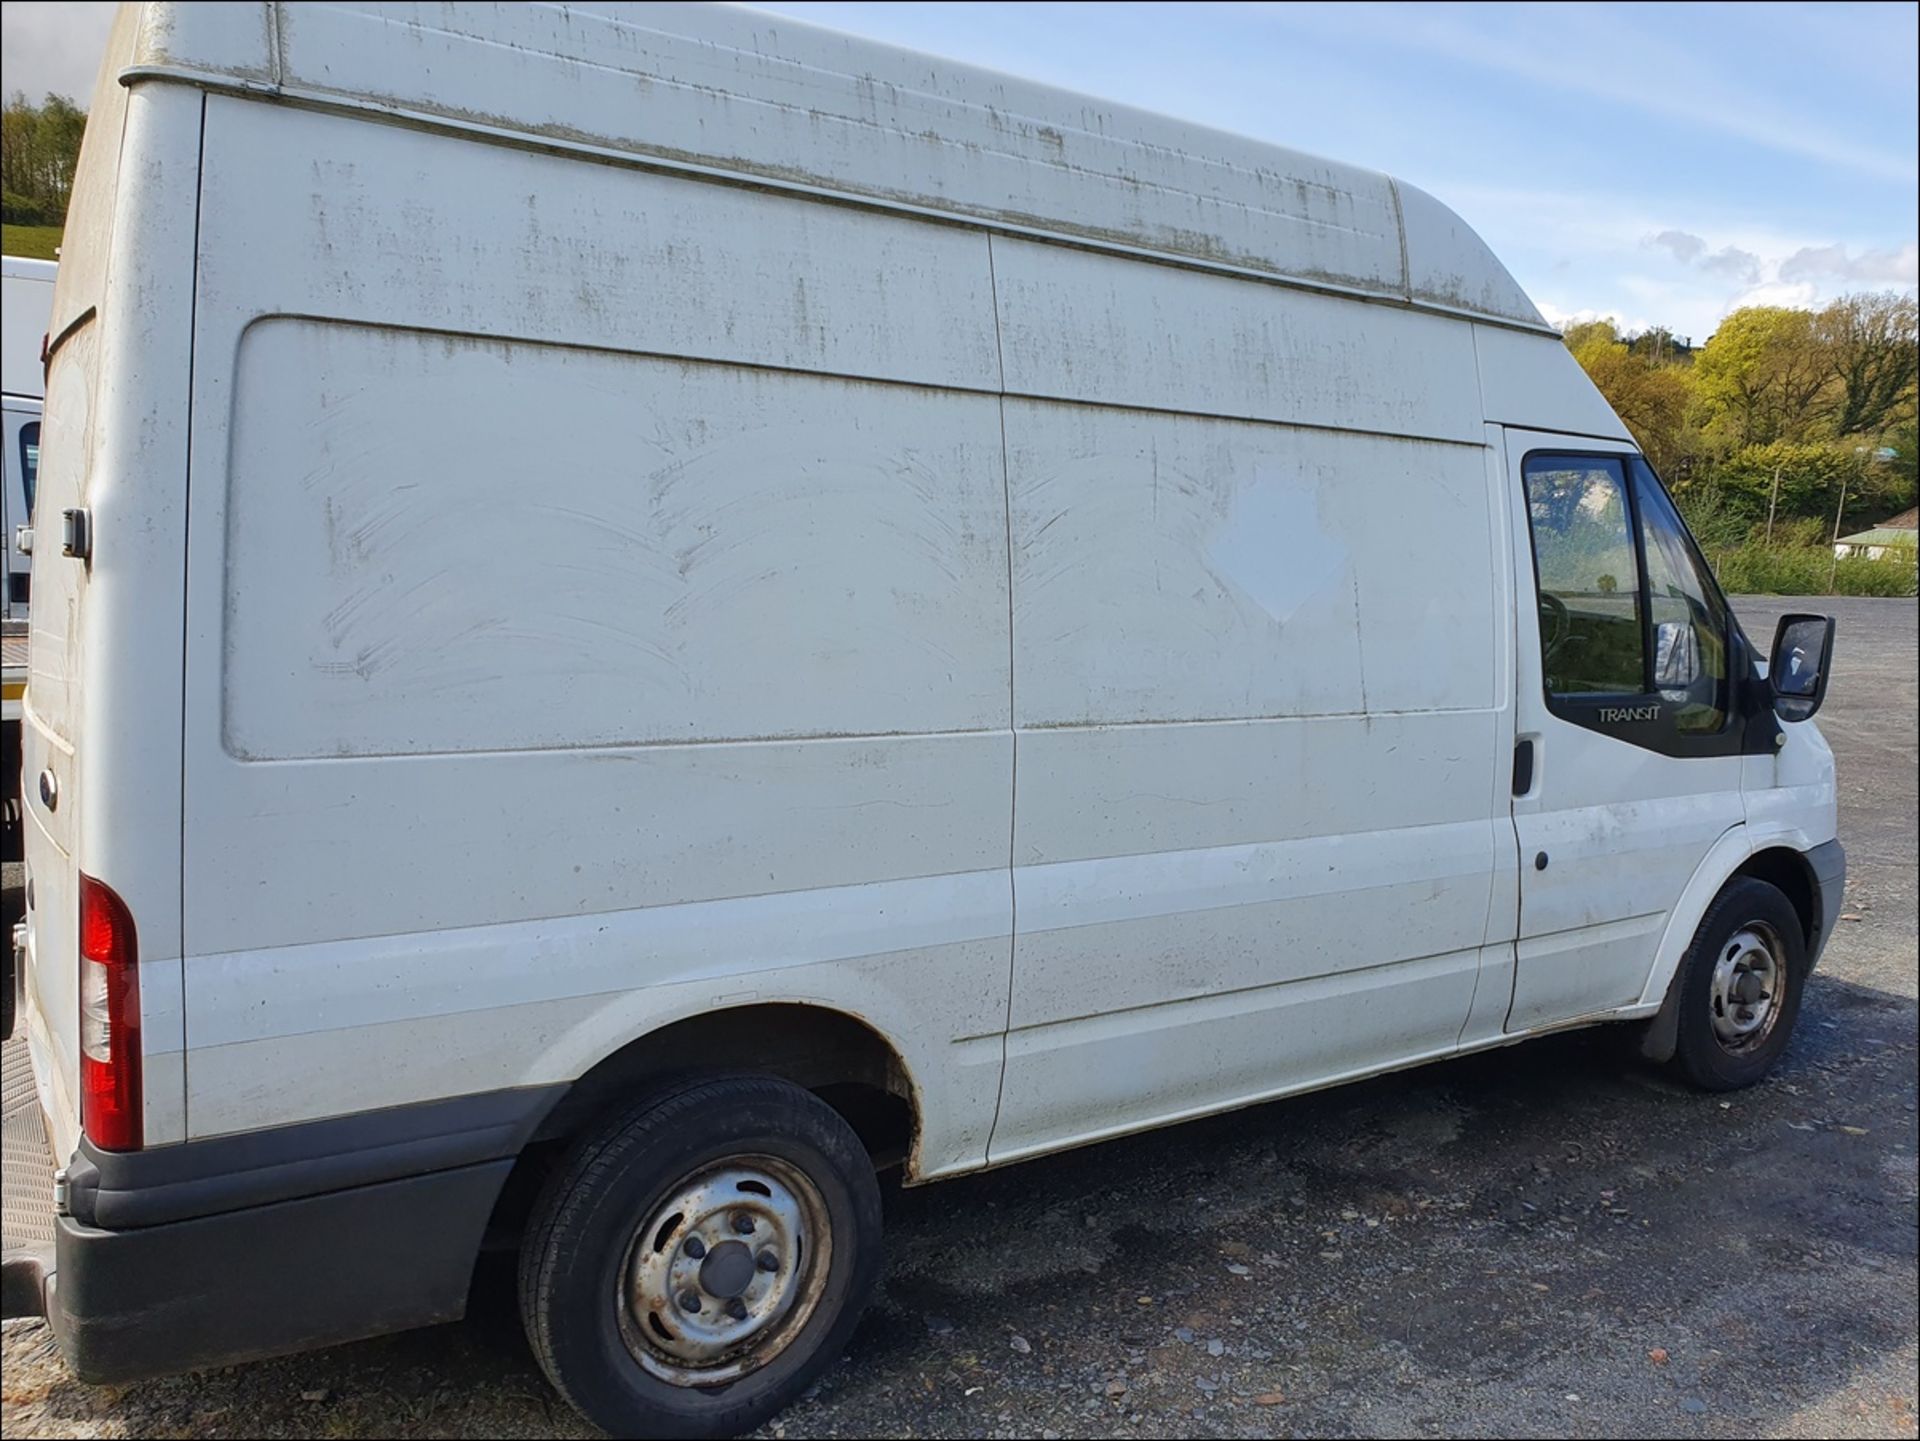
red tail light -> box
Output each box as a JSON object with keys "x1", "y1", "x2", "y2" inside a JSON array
[{"x1": 79, "y1": 874, "x2": 141, "y2": 1151}]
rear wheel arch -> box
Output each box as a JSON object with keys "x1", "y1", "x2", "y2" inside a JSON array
[{"x1": 486, "y1": 1004, "x2": 920, "y2": 1253}]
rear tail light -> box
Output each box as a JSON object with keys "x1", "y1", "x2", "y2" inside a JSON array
[{"x1": 79, "y1": 874, "x2": 141, "y2": 1151}]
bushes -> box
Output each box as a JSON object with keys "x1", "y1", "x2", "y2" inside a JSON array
[
  {"x1": 0, "y1": 189, "x2": 57, "y2": 226},
  {"x1": 1679, "y1": 476, "x2": 1916, "y2": 596},
  {"x1": 1708, "y1": 542, "x2": 1917, "y2": 597}
]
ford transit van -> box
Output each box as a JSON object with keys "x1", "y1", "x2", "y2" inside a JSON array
[{"x1": 2, "y1": 5, "x2": 1844, "y2": 1437}]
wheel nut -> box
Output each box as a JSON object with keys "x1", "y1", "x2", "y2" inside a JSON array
[
  {"x1": 678, "y1": 1290, "x2": 702, "y2": 1314},
  {"x1": 727, "y1": 1297, "x2": 749, "y2": 1321},
  {"x1": 756, "y1": 1249, "x2": 779, "y2": 1273},
  {"x1": 683, "y1": 1236, "x2": 707, "y2": 1260},
  {"x1": 732, "y1": 1212, "x2": 757, "y2": 1235}
]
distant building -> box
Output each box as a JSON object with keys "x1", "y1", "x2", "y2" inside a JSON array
[{"x1": 1834, "y1": 506, "x2": 1919, "y2": 561}]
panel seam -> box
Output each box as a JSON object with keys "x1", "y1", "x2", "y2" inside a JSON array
[
  {"x1": 984, "y1": 232, "x2": 1017, "y2": 1165},
  {"x1": 177, "y1": 90, "x2": 210, "y2": 1140}
]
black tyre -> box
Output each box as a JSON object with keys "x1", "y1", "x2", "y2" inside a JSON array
[
  {"x1": 1668, "y1": 877, "x2": 1807, "y2": 1091},
  {"x1": 518, "y1": 1074, "x2": 882, "y2": 1440}
]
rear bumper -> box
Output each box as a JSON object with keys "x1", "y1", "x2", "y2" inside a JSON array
[
  {"x1": 3, "y1": 1058, "x2": 563, "y2": 1384},
  {"x1": 39, "y1": 1161, "x2": 511, "y2": 1384},
  {"x1": 1806, "y1": 837, "x2": 1847, "y2": 971}
]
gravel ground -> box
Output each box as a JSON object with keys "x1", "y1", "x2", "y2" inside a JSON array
[{"x1": 4, "y1": 594, "x2": 1915, "y2": 1440}]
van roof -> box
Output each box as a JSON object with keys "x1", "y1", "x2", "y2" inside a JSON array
[
  {"x1": 2, "y1": 257, "x2": 57, "y2": 282},
  {"x1": 125, "y1": 1, "x2": 1549, "y2": 332}
]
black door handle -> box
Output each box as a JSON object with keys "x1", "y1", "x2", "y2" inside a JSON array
[{"x1": 1512, "y1": 738, "x2": 1535, "y2": 796}]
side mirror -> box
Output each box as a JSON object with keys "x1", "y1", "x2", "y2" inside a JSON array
[
  {"x1": 1769, "y1": 613, "x2": 1835, "y2": 722},
  {"x1": 1653, "y1": 620, "x2": 1700, "y2": 692}
]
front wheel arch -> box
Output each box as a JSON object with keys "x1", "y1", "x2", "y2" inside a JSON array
[{"x1": 1637, "y1": 873, "x2": 1807, "y2": 1080}]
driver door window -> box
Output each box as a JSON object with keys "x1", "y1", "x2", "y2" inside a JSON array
[
  {"x1": 1521, "y1": 450, "x2": 1738, "y2": 754},
  {"x1": 1525, "y1": 456, "x2": 1644, "y2": 696}
]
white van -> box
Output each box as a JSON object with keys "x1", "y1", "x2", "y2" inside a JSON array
[
  {"x1": 3, "y1": 5, "x2": 1845, "y2": 1437},
  {"x1": 2, "y1": 256, "x2": 54, "y2": 859},
  {"x1": 1, "y1": 258, "x2": 53, "y2": 623}
]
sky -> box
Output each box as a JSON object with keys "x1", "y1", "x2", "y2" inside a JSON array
[{"x1": 4, "y1": 0, "x2": 1915, "y2": 342}]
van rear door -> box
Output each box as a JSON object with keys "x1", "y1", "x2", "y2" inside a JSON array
[
  {"x1": 19, "y1": 319, "x2": 95, "y2": 1162},
  {"x1": 20, "y1": 14, "x2": 199, "y2": 1159}
]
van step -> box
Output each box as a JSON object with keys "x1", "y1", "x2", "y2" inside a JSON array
[{"x1": 2, "y1": 1037, "x2": 57, "y2": 1257}]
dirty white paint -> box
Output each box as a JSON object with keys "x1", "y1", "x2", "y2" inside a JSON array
[
  {"x1": 129, "y1": 2, "x2": 1546, "y2": 326},
  {"x1": 1474, "y1": 325, "x2": 1632, "y2": 441},
  {"x1": 1005, "y1": 403, "x2": 1497, "y2": 726},
  {"x1": 223, "y1": 318, "x2": 1011, "y2": 759},
  {"x1": 17, "y1": 3, "x2": 1839, "y2": 1195},
  {"x1": 991, "y1": 238, "x2": 1486, "y2": 444}
]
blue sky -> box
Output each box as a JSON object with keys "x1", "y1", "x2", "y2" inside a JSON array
[{"x1": 7, "y1": 1, "x2": 1915, "y2": 341}]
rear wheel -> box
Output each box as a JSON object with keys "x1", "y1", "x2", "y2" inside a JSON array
[
  {"x1": 1668, "y1": 877, "x2": 1806, "y2": 1091},
  {"x1": 519, "y1": 1074, "x2": 881, "y2": 1440}
]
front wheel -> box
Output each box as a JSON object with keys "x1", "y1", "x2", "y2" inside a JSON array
[
  {"x1": 1667, "y1": 877, "x2": 1807, "y2": 1091},
  {"x1": 518, "y1": 1074, "x2": 882, "y2": 1439}
]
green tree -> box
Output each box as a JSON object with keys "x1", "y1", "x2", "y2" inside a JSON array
[
  {"x1": 1560, "y1": 318, "x2": 1622, "y2": 353},
  {"x1": 1691, "y1": 306, "x2": 1828, "y2": 447},
  {"x1": 1816, "y1": 292, "x2": 1919, "y2": 439},
  {"x1": 0, "y1": 92, "x2": 87, "y2": 225},
  {"x1": 1563, "y1": 320, "x2": 1700, "y2": 480},
  {"x1": 1715, "y1": 439, "x2": 1912, "y2": 539},
  {"x1": 1713, "y1": 441, "x2": 1859, "y2": 528}
]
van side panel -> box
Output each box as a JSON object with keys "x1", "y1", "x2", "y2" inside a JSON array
[
  {"x1": 1473, "y1": 325, "x2": 1631, "y2": 442},
  {"x1": 1, "y1": 260, "x2": 56, "y2": 401},
  {"x1": 989, "y1": 387, "x2": 1505, "y2": 1159},
  {"x1": 221, "y1": 321, "x2": 1012, "y2": 761},
  {"x1": 992, "y1": 239, "x2": 1484, "y2": 443},
  {"x1": 180, "y1": 100, "x2": 1015, "y2": 1177}
]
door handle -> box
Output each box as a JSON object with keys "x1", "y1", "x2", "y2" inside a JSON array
[{"x1": 1512, "y1": 738, "x2": 1536, "y2": 797}]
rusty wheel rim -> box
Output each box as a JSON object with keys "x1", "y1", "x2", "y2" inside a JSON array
[
  {"x1": 1709, "y1": 923, "x2": 1786, "y2": 1054},
  {"x1": 617, "y1": 1155, "x2": 831, "y2": 1388}
]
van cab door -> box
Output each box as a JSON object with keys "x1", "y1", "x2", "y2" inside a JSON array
[{"x1": 1502, "y1": 430, "x2": 1753, "y2": 1031}]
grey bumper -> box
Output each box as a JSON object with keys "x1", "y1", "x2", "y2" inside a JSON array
[
  {"x1": 3, "y1": 1063, "x2": 565, "y2": 1384},
  {"x1": 42, "y1": 1161, "x2": 510, "y2": 1383}
]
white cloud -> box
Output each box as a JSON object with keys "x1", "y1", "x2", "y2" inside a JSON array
[
  {"x1": 1698, "y1": 247, "x2": 1763, "y2": 285},
  {"x1": 1777, "y1": 242, "x2": 1920, "y2": 286},
  {"x1": 1449, "y1": 180, "x2": 1917, "y2": 339},
  {"x1": 1647, "y1": 230, "x2": 1707, "y2": 264},
  {"x1": 1534, "y1": 300, "x2": 1654, "y2": 336},
  {"x1": 1729, "y1": 280, "x2": 1822, "y2": 312}
]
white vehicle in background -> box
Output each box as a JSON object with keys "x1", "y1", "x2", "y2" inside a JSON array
[
  {"x1": 3, "y1": 6, "x2": 1845, "y2": 1439},
  {"x1": 2, "y1": 256, "x2": 53, "y2": 859}
]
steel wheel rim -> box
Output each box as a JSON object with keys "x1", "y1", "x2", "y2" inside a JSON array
[
  {"x1": 1709, "y1": 922, "x2": 1786, "y2": 1054},
  {"x1": 617, "y1": 1155, "x2": 832, "y2": 1388}
]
